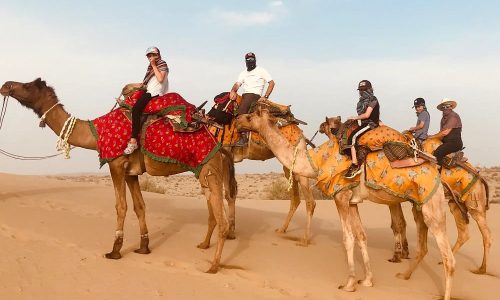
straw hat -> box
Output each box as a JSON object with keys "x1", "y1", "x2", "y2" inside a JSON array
[{"x1": 436, "y1": 98, "x2": 457, "y2": 111}]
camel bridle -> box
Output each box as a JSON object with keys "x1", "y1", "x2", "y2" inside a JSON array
[{"x1": 0, "y1": 84, "x2": 74, "y2": 160}]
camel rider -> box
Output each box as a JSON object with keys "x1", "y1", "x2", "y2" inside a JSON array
[
  {"x1": 344, "y1": 80, "x2": 380, "y2": 179},
  {"x1": 428, "y1": 98, "x2": 463, "y2": 169},
  {"x1": 229, "y1": 52, "x2": 275, "y2": 146},
  {"x1": 408, "y1": 97, "x2": 430, "y2": 143},
  {"x1": 124, "y1": 46, "x2": 169, "y2": 155}
]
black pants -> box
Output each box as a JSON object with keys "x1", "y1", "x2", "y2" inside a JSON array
[
  {"x1": 131, "y1": 92, "x2": 153, "y2": 139},
  {"x1": 433, "y1": 139, "x2": 463, "y2": 166},
  {"x1": 238, "y1": 93, "x2": 260, "y2": 115}
]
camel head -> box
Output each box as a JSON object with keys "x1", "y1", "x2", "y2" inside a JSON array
[
  {"x1": 0, "y1": 78, "x2": 57, "y2": 117},
  {"x1": 234, "y1": 106, "x2": 277, "y2": 132},
  {"x1": 319, "y1": 116, "x2": 342, "y2": 139}
]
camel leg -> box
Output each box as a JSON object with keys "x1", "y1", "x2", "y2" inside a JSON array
[
  {"x1": 105, "y1": 159, "x2": 128, "y2": 259},
  {"x1": 397, "y1": 205, "x2": 428, "y2": 280},
  {"x1": 200, "y1": 167, "x2": 229, "y2": 274},
  {"x1": 467, "y1": 197, "x2": 491, "y2": 274},
  {"x1": 388, "y1": 204, "x2": 409, "y2": 263},
  {"x1": 125, "y1": 175, "x2": 151, "y2": 255},
  {"x1": 334, "y1": 191, "x2": 358, "y2": 292},
  {"x1": 198, "y1": 191, "x2": 217, "y2": 249},
  {"x1": 349, "y1": 204, "x2": 373, "y2": 287},
  {"x1": 297, "y1": 175, "x2": 316, "y2": 247},
  {"x1": 223, "y1": 151, "x2": 237, "y2": 240},
  {"x1": 448, "y1": 201, "x2": 469, "y2": 255},
  {"x1": 276, "y1": 167, "x2": 301, "y2": 234}
]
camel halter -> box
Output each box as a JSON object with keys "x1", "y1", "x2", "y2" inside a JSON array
[
  {"x1": 56, "y1": 116, "x2": 77, "y2": 159},
  {"x1": 39, "y1": 102, "x2": 63, "y2": 127},
  {"x1": 0, "y1": 96, "x2": 9, "y2": 130}
]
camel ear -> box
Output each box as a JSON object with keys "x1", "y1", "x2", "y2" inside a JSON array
[
  {"x1": 325, "y1": 116, "x2": 328, "y2": 122},
  {"x1": 337, "y1": 115, "x2": 341, "y2": 122}
]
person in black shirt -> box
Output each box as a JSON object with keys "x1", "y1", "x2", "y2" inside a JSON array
[{"x1": 344, "y1": 80, "x2": 380, "y2": 179}]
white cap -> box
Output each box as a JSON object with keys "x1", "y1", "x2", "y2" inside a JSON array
[{"x1": 146, "y1": 46, "x2": 160, "y2": 56}]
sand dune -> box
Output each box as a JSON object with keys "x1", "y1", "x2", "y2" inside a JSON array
[{"x1": 0, "y1": 172, "x2": 499, "y2": 300}]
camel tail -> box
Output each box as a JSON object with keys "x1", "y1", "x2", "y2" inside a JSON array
[
  {"x1": 479, "y1": 176, "x2": 490, "y2": 210},
  {"x1": 220, "y1": 148, "x2": 238, "y2": 199}
]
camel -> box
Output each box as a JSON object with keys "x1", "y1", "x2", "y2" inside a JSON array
[
  {"x1": 234, "y1": 108, "x2": 455, "y2": 300},
  {"x1": 210, "y1": 95, "x2": 316, "y2": 246},
  {"x1": 321, "y1": 116, "x2": 492, "y2": 274},
  {"x1": 0, "y1": 78, "x2": 237, "y2": 273}
]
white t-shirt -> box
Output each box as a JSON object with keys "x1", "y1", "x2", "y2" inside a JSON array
[
  {"x1": 236, "y1": 66, "x2": 273, "y2": 95},
  {"x1": 146, "y1": 74, "x2": 169, "y2": 96}
]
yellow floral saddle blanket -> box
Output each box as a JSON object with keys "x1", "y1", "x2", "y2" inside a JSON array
[
  {"x1": 422, "y1": 139, "x2": 479, "y2": 201},
  {"x1": 308, "y1": 139, "x2": 441, "y2": 205}
]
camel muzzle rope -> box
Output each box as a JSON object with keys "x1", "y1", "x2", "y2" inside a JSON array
[{"x1": 0, "y1": 96, "x2": 9, "y2": 130}]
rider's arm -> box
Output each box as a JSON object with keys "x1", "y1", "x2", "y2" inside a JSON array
[
  {"x1": 428, "y1": 128, "x2": 452, "y2": 140},
  {"x1": 229, "y1": 82, "x2": 241, "y2": 100},
  {"x1": 409, "y1": 121, "x2": 425, "y2": 132},
  {"x1": 263, "y1": 80, "x2": 275, "y2": 98}
]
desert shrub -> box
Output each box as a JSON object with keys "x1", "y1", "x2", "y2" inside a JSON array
[
  {"x1": 265, "y1": 177, "x2": 330, "y2": 200},
  {"x1": 139, "y1": 174, "x2": 168, "y2": 194}
]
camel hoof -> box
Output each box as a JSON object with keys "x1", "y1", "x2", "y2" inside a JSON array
[
  {"x1": 275, "y1": 228, "x2": 286, "y2": 234},
  {"x1": 471, "y1": 267, "x2": 486, "y2": 275},
  {"x1": 227, "y1": 232, "x2": 236, "y2": 240},
  {"x1": 396, "y1": 272, "x2": 411, "y2": 280},
  {"x1": 296, "y1": 240, "x2": 309, "y2": 247},
  {"x1": 358, "y1": 279, "x2": 373, "y2": 287},
  {"x1": 134, "y1": 247, "x2": 151, "y2": 254},
  {"x1": 388, "y1": 256, "x2": 402, "y2": 263},
  {"x1": 205, "y1": 265, "x2": 219, "y2": 274},
  {"x1": 337, "y1": 284, "x2": 356, "y2": 292},
  {"x1": 104, "y1": 251, "x2": 122, "y2": 259},
  {"x1": 197, "y1": 242, "x2": 210, "y2": 249}
]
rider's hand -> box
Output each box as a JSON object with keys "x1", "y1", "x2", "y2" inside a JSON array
[
  {"x1": 229, "y1": 91, "x2": 237, "y2": 101},
  {"x1": 347, "y1": 116, "x2": 357, "y2": 121},
  {"x1": 257, "y1": 97, "x2": 267, "y2": 103},
  {"x1": 149, "y1": 57, "x2": 157, "y2": 66}
]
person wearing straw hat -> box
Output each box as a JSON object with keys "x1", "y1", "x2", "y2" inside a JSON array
[
  {"x1": 428, "y1": 98, "x2": 463, "y2": 168},
  {"x1": 408, "y1": 97, "x2": 431, "y2": 142},
  {"x1": 124, "y1": 46, "x2": 169, "y2": 155}
]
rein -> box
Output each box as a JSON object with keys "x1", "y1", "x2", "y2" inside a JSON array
[{"x1": 0, "y1": 96, "x2": 8, "y2": 130}]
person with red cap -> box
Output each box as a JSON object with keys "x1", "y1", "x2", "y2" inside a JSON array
[
  {"x1": 344, "y1": 80, "x2": 381, "y2": 179},
  {"x1": 229, "y1": 52, "x2": 275, "y2": 146},
  {"x1": 124, "y1": 46, "x2": 169, "y2": 155}
]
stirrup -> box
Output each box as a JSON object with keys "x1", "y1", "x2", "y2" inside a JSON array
[{"x1": 124, "y1": 141, "x2": 138, "y2": 155}]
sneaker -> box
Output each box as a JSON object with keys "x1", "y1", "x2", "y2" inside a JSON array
[
  {"x1": 124, "y1": 141, "x2": 138, "y2": 155},
  {"x1": 344, "y1": 164, "x2": 362, "y2": 179}
]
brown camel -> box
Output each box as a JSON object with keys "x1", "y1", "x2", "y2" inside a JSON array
[
  {"x1": 0, "y1": 78, "x2": 237, "y2": 273},
  {"x1": 235, "y1": 108, "x2": 455, "y2": 299},
  {"x1": 215, "y1": 122, "x2": 316, "y2": 246},
  {"x1": 321, "y1": 116, "x2": 492, "y2": 274}
]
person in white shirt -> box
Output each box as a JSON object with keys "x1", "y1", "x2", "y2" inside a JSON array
[
  {"x1": 124, "y1": 46, "x2": 169, "y2": 155},
  {"x1": 229, "y1": 52, "x2": 275, "y2": 146}
]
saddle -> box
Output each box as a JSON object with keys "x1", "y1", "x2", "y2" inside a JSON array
[
  {"x1": 207, "y1": 92, "x2": 306, "y2": 128},
  {"x1": 442, "y1": 149, "x2": 468, "y2": 169}
]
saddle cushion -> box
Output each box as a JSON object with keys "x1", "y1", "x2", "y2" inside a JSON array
[
  {"x1": 422, "y1": 139, "x2": 479, "y2": 201},
  {"x1": 90, "y1": 101, "x2": 220, "y2": 176},
  {"x1": 121, "y1": 90, "x2": 195, "y2": 127},
  {"x1": 308, "y1": 138, "x2": 441, "y2": 205},
  {"x1": 357, "y1": 125, "x2": 408, "y2": 150}
]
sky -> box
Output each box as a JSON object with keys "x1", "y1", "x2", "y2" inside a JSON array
[{"x1": 0, "y1": 0, "x2": 499, "y2": 175}]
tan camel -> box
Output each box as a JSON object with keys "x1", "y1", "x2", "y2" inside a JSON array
[
  {"x1": 217, "y1": 126, "x2": 316, "y2": 246},
  {"x1": 0, "y1": 78, "x2": 237, "y2": 273},
  {"x1": 235, "y1": 108, "x2": 455, "y2": 300},
  {"x1": 321, "y1": 116, "x2": 492, "y2": 274}
]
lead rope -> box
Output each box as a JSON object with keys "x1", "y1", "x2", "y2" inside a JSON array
[
  {"x1": 56, "y1": 116, "x2": 77, "y2": 159},
  {"x1": 286, "y1": 144, "x2": 300, "y2": 191},
  {"x1": 0, "y1": 96, "x2": 9, "y2": 130}
]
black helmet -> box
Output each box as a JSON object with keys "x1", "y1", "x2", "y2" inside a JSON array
[
  {"x1": 412, "y1": 98, "x2": 426, "y2": 108},
  {"x1": 357, "y1": 80, "x2": 372, "y2": 90}
]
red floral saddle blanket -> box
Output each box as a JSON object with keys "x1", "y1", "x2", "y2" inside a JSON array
[{"x1": 89, "y1": 92, "x2": 220, "y2": 176}]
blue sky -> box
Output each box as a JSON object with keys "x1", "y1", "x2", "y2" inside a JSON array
[{"x1": 1, "y1": 0, "x2": 499, "y2": 174}]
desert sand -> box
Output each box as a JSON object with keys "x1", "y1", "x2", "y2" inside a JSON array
[{"x1": 0, "y1": 171, "x2": 499, "y2": 300}]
